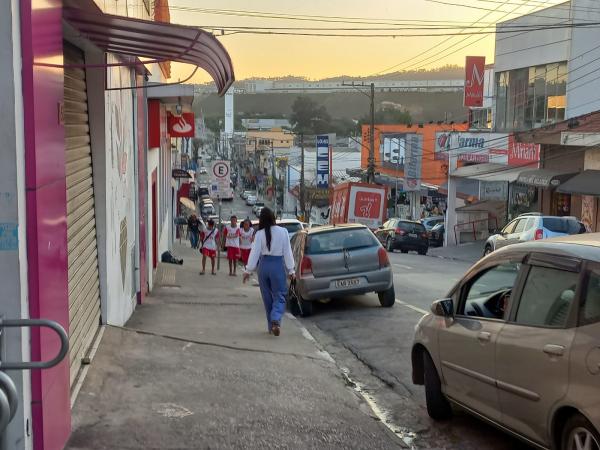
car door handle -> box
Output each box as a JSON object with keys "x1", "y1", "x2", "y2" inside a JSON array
[
  {"x1": 543, "y1": 344, "x2": 565, "y2": 357},
  {"x1": 477, "y1": 332, "x2": 491, "y2": 342}
]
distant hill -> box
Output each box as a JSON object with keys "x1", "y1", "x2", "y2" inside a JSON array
[{"x1": 194, "y1": 91, "x2": 468, "y2": 124}]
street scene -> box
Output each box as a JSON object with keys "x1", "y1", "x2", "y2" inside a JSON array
[{"x1": 2, "y1": 0, "x2": 600, "y2": 450}]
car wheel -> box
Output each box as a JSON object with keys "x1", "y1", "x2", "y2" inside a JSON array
[
  {"x1": 561, "y1": 413, "x2": 600, "y2": 450},
  {"x1": 386, "y1": 237, "x2": 394, "y2": 252},
  {"x1": 418, "y1": 248, "x2": 428, "y2": 255},
  {"x1": 483, "y1": 245, "x2": 493, "y2": 256},
  {"x1": 378, "y1": 285, "x2": 395, "y2": 307},
  {"x1": 423, "y1": 352, "x2": 452, "y2": 420},
  {"x1": 288, "y1": 282, "x2": 313, "y2": 317}
]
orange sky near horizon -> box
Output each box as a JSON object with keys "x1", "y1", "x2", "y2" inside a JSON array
[{"x1": 166, "y1": 0, "x2": 567, "y2": 83}]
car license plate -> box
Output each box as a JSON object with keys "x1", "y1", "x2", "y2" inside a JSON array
[
  {"x1": 409, "y1": 233, "x2": 418, "y2": 238},
  {"x1": 336, "y1": 278, "x2": 360, "y2": 288}
]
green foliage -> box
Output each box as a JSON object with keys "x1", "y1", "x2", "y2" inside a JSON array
[{"x1": 290, "y1": 96, "x2": 332, "y2": 135}]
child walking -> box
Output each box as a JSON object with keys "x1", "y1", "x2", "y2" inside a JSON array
[
  {"x1": 239, "y1": 219, "x2": 255, "y2": 266},
  {"x1": 224, "y1": 215, "x2": 241, "y2": 276},
  {"x1": 200, "y1": 219, "x2": 219, "y2": 275}
]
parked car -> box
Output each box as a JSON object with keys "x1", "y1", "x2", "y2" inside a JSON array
[
  {"x1": 277, "y1": 219, "x2": 304, "y2": 240},
  {"x1": 483, "y1": 213, "x2": 586, "y2": 255},
  {"x1": 420, "y1": 216, "x2": 445, "y2": 231},
  {"x1": 374, "y1": 219, "x2": 429, "y2": 255},
  {"x1": 428, "y1": 223, "x2": 445, "y2": 247},
  {"x1": 200, "y1": 204, "x2": 215, "y2": 217},
  {"x1": 412, "y1": 233, "x2": 600, "y2": 450},
  {"x1": 288, "y1": 224, "x2": 395, "y2": 317},
  {"x1": 241, "y1": 190, "x2": 253, "y2": 200},
  {"x1": 197, "y1": 185, "x2": 210, "y2": 197},
  {"x1": 246, "y1": 195, "x2": 257, "y2": 206},
  {"x1": 199, "y1": 166, "x2": 207, "y2": 174},
  {"x1": 253, "y1": 201, "x2": 265, "y2": 215}
]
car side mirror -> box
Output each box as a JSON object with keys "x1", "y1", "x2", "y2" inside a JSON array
[{"x1": 431, "y1": 298, "x2": 454, "y2": 317}]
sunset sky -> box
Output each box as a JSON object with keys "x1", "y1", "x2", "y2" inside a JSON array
[{"x1": 167, "y1": 0, "x2": 566, "y2": 82}]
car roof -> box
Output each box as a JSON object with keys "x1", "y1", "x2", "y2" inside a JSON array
[
  {"x1": 489, "y1": 232, "x2": 600, "y2": 263},
  {"x1": 277, "y1": 219, "x2": 301, "y2": 224},
  {"x1": 392, "y1": 218, "x2": 423, "y2": 224},
  {"x1": 306, "y1": 223, "x2": 367, "y2": 234}
]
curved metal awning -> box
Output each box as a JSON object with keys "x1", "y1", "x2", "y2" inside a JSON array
[{"x1": 63, "y1": 1, "x2": 234, "y2": 95}]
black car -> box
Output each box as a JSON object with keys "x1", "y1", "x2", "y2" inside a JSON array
[
  {"x1": 428, "y1": 223, "x2": 445, "y2": 247},
  {"x1": 375, "y1": 219, "x2": 429, "y2": 255}
]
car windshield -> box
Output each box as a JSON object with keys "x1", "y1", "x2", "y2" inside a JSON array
[
  {"x1": 255, "y1": 202, "x2": 264, "y2": 207},
  {"x1": 306, "y1": 228, "x2": 379, "y2": 254},
  {"x1": 278, "y1": 223, "x2": 302, "y2": 234},
  {"x1": 542, "y1": 218, "x2": 582, "y2": 234}
]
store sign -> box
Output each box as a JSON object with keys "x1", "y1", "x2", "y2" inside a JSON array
[
  {"x1": 464, "y1": 56, "x2": 486, "y2": 107},
  {"x1": 168, "y1": 112, "x2": 195, "y2": 138},
  {"x1": 404, "y1": 134, "x2": 423, "y2": 192},
  {"x1": 508, "y1": 135, "x2": 540, "y2": 167},
  {"x1": 480, "y1": 181, "x2": 508, "y2": 201},
  {"x1": 172, "y1": 168, "x2": 192, "y2": 179},
  {"x1": 316, "y1": 134, "x2": 330, "y2": 189},
  {"x1": 434, "y1": 132, "x2": 509, "y2": 164}
]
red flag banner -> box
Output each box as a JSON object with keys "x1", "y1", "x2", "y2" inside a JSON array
[{"x1": 464, "y1": 56, "x2": 486, "y2": 107}]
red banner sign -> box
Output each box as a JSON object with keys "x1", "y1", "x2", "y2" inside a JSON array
[
  {"x1": 168, "y1": 112, "x2": 195, "y2": 138},
  {"x1": 464, "y1": 56, "x2": 486, "y2": 107},
  {"x1": 508, "y1": 135, "x2": 540, "y2": 167}
]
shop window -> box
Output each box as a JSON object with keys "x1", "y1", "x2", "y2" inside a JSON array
[{"x1": 552, "y1": 192, "x2": 571, "y2": 217}]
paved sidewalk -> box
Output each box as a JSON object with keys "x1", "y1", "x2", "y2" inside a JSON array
[
  {"x1": 427, "y1": 240, "x2": 486, "y2": 264},
  {"x1": 67, "y1": 244, "x2": 401, "y2": 450}
]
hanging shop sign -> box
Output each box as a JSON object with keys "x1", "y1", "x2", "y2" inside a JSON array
[
  {"x1": 434, "y1": 132, "x2": 509, "y2": 164},
  {"x1": 508, "y1": 135, "x2": 540, "y2": 167},
  {"x1": 404, "y1": 134, "x2": 423, "y2": 192},
  {"x1": 168, "y1": 112, "x2": 195, "y2": 138},
  {"x1": 464, "y1": 56, "x2": 486, "y2": 107},
  {"x1": 172, "y1": 168, "x2": 192, "y2": 179}
]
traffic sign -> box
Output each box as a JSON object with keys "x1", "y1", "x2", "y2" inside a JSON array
[{"x1": 212, "y1": 161, "x2": 230, "y2": 179}]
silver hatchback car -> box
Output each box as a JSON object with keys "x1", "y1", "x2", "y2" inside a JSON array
[
  {"x1": 412, "y1": 233, "x2": 600, "y2": 450},
  {"x1": 288, "y1": 224, "x2": 395, "y2": 317}
]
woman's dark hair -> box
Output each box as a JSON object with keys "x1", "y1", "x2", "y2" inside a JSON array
[{"x1": 258, "y1": 207, "x2": 276, "y2": 251}]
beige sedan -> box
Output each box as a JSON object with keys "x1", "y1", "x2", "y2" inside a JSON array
[{"x1": 412, "y1": 234, "x2": 600, "y2": 450}]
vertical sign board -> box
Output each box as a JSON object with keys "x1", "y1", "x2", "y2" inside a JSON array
[
  {"x1": 404, "y1": 134, "x2": 423, "y2": 192},
  {"x1": 316, "y1": 134, "x2": 330, "y2": 188},
  {"x1": 224, "y1": 89, "x2": 234, "y2": 137},
  {"x1": 464, "y1": 56, "x2": 486, "y2": 107},
  {"x1": 211, "y1": 160, "x2": 231, "y2": 198}
]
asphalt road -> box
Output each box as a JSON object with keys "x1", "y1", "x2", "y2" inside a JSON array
[{"x1": 302, "y1": 251, "x2": 531, "y2": 450}]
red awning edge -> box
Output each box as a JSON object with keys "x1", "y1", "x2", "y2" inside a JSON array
[{"x1": 62, "y1": 0, "x2": 234, "y2": 95}]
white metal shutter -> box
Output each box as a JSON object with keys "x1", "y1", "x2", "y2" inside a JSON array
[{"x1": 64, "y1": 44, "x2": 101, "y2": 386}]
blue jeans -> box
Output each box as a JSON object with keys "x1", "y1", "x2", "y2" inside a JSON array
[
  {"x1": 258, "y1": 255, "x2": 287, "y2": 330},
  {"x1": 189, "y1": 230, "x2": 199, "y2": 249}
]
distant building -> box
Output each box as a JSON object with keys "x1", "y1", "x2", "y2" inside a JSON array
[{"x1": 242, "y1": 118, "x2": 291, "y2": 130}]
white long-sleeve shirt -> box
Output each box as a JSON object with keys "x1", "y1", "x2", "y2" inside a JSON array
[{"x1": 245, "y1": 225, "x2": 295, "y2": 274}]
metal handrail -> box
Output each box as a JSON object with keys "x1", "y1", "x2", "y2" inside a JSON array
[
  {"x1": 0, "y1": 372, "x2": 17, "y2": 420},
  {"x1": 0, "y1": 319, "x2": 69, "y2": 370},
  {"x1": 0, "y1": 388, "x2": 10, "y2": 434},
  {"x1": 453, "y1": 217, "x2": 499, "y2": 245}
]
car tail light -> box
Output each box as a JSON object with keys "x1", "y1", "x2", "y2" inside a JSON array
[
  {"x1": 395, "y1": 228, "x2": 406, "y2": 236},
  {"x1": 534, "y1": 229, "x2": 544, "y2": 240},
  {"x1": 300, "y1": 256, "x2": 313, "y2": 276},
  {"x1": 378, "y1": 247, "x2": 390, "y2": 268},
  {"x1": 421, "y1": 233, "x2": 428, "y2": 239}
]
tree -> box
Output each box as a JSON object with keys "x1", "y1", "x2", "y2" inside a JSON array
[{"x1": 289, "y1": 96, "x2": 332, "y2": 135}]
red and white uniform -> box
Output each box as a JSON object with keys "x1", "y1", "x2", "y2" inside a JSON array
[
  {"x1": 224, "y1": 225, "x2": 241, "y2": 260},
  {"x1": 200, "y1": 228, "x2": 219, "y2": 258},
  {"x1": 239, "y1": 227, "x2": 255, "y2": 265}
]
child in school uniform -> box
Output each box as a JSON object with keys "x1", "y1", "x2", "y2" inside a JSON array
[
  {"x1": 239, "y1": 219, "x2": 255, "y2": 266},
  {"x1": 224, "y1": 215, "x2": 241, "y2": 276},
  {"x1": 200, "y1": 219, "x2": 219, "y2": 275}
]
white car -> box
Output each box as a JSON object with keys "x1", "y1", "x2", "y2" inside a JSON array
[
  {"x1": 277, "y1": 219, "x2": 304, "y2": 239},
  {"x1": 252, "y1": 201, "x2": 265, "y2": 215},
  {"x1": 199, "y1": 167, "x2": 207, "y2": 174},
  {"x1": 246, "y1": 195, "x2": 257, "y2": 206}
]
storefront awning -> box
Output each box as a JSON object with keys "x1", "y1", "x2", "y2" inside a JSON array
[
  {"x1": 517, "y1": 169, "x2": 577, "y2": 188},
  {"x1": 557, "y1": 170, "x2": 600, "y2": 196},
  {"x1": 63, "y1": 0, "x2": 234, "y2": 95},
  {"x1": 451, "y1": 163, "x2": 524, "y2": 182}
]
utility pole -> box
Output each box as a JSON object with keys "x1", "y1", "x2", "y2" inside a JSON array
[
  {"x1": 368, "y1": 82, "x2": 375, "y2": 184},
  {"x1": 271, "y1": 139, "x2": 276, "y2": 213},
  {"x1": 299, "y1": 133, "x2": 305, "y2": 220}
]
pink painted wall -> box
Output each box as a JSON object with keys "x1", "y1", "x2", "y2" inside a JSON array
[{"x1": 20, "y1": 1, "x2": 72, "y2": 449}]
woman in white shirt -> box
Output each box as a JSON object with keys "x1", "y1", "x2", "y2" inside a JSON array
[{"x1": 243, "y1": 207, "x2": 295, "y2": 336}]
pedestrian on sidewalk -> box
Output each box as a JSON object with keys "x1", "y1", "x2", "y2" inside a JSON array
[
  {"x1": 224, "y1": 215, "x2": 241, "y2": 276},
  {"x1": 187, "y1": 213, "x2": 200, "y2": 249},
  {"x1": 239, "y1": 218, "x2": 255, "y2": 266},
  {"x1": 243, "y1": 207, "x2": 295, "y2": 336},
  {"x1": 200, "y1": 218, "x2": 219, "y2": 275}
]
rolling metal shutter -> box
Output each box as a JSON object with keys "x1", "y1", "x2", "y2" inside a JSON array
[{"x1": 64, "y1": 44, "x2": 101, "y2": 386}]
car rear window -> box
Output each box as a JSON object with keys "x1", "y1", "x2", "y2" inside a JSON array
[
  {"x1": 306, "y1": 228, "x2": 379, "y2": 254},
  {"x1": 279, "y1": 223, "x2": 302, "y2": 234},
  {"x1": 398, "y1": 222, "x2": 425, "y2": 233},
  {"x1": 542, "y1": 218, "x2": 582, "y2": 234}
]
